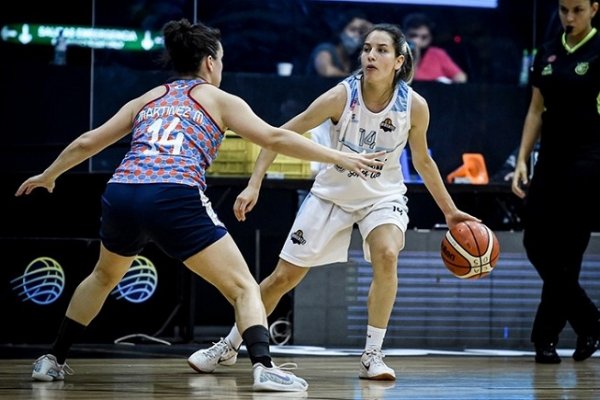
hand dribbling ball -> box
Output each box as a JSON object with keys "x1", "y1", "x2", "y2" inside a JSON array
[{"x1": 441, "y1": 220, "x2": 500, "y2": 279}]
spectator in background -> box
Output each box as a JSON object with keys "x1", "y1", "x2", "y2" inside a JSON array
[
  {"x1": 403, "y1": 12, "x2": 467, "y2": 84},
  {"x1": 306, "y1": 10, "x2": 372, "y2": 77}
]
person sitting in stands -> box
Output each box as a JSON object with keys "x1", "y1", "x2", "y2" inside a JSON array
[
  {"x1": 306, "y1": 10, "x2": 373, "y2": 77},
  {"x1": 403, "y1": 12, "x2": 467, "y2": 84}
]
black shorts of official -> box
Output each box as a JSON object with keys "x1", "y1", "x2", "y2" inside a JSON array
[{"x1": 99, "y1": 183, "x2": 228, "y2": 261}]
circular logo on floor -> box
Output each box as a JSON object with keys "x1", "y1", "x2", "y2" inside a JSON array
[
  {"x1": 111, "y1": 255, "x2": 158, "y2": 303},
  {"x1": 11, "y1": 257, "x2": 65, "y2": 305}
]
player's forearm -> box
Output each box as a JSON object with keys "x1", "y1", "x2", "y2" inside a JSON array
[
  {"x1": 427, "y1": 183, "x2": 458, "y2": 216},
  {"x1": 267, "y1": 130, "x2": 343, "y2": 166},
  {"x1": 247, "y1": 148, "x2": 278, "y2": 189},
  {"x1": 43, "y1": 136, "x2": 98, "y2": 179},
  {"x1": 417, "y1": 160, "x2": 458, "y2": 216},
  {"x1": 517, "y1": 114, "x2": 541, "y2": 164}
]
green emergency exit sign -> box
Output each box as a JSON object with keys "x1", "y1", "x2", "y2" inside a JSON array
[{"x1": 1, "y1": 23, "x2": 164, "y2": 51}]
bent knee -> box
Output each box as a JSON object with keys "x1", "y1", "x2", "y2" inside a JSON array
[
  {"x1": 92, "y1": 268, "x2": 123, "y2": 288},
  {"x1": 372, "y1": 247, "x2": 399, "y2": 266},
  {"x1": 215, "y1": 281, "x2": 260, "y2": 306}
]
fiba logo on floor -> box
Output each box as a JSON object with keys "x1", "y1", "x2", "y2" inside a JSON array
[
  {"x1": 10, "y1": 257, "x2": 65, "y2": 305},
  {"x1": 111, "y1": 255, "x2": 158, "y2": 303}
]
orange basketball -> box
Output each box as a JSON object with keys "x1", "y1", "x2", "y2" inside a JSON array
[{"x1": 441, "y1": 220, "x2": 500, "y2": 279}]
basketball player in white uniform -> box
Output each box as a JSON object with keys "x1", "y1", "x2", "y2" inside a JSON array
[{"x1": 189, "y1": 23, "x2": 479, "y2": 380}]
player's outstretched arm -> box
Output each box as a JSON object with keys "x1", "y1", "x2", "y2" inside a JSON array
[{"x1": 15, "y1": 96, "x2": 148, "y2": 197}]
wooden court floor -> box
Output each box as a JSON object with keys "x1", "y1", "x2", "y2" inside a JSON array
[{"x1": 1, "y1": 355, "x2": 599, "y2": 400}]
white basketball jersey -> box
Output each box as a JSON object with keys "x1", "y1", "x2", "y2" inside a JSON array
[{"x1": 311, "y1": 75, "x2": 412, "y2": 211}]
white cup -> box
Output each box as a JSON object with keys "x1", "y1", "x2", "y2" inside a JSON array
[{"x1": 277, "y1": 62, "x2": 293, "y2": 76}]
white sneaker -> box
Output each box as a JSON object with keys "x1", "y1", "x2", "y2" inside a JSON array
[
  {"x1": 187, "y1": 338, "x2": 238, "y2": 373},
  {"x1": 359, "y1": 349, "x2": 396, "y2": 380},
  {"x1": 252, "y1": 362, "x2": 308, "y2": 392},
  {"x1": 32, "y1": 354, "x2": 73, "y2": 382}
]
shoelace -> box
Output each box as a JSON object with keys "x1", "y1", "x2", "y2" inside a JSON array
[
  {"x1": 62, "y1": 364, "x2": 74, "y2": 376},
  {"x1": 364, "y1": 350, "x2": 387, "y2": 367},
  {"x1": 269, "y1": 362, "x2": 299, "y2": 376},
  {"x1": 205, "y1": 339, "x2": 232, "y2": 359},
  {"x1": 273, "y1": 362, "x2": 298, "y2": 371}
]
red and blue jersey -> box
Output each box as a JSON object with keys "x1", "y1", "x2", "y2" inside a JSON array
[{"x1": 109, "y1": 79, "x2": 224, "y2": 190}]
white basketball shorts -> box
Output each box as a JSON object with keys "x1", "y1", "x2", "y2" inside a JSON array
[{"x1": 280, "y1": 193, "x2": 409, "y2": 267}]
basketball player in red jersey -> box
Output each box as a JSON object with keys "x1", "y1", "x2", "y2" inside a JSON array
[{"x1": 15, "y1": 18, "x2": 383, "y2": 391}]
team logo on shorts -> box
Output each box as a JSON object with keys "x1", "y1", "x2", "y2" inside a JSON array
[
  {"x1": 10, "y1": 257, "x2": 65, "y2": 305},
  {"x1": 290, "y1": 230, "x2": 307, "y2": 245}
]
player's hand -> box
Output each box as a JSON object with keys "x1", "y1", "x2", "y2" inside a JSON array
[
  {"x1": 445, "y1": 210, "x2": 481, "y2": 230},
  {"x1": 511, "y1": 161, "x2": 529, "y2": 199},
  {"x1": 233, "y1": 185, "x2": 260, "y2": 222},
  {"x1": 337, "y1": 150, "x2": 386, "y2": 180},
  {"x1": 15, "y1": 173, "x2": 56, "y2": 196}
]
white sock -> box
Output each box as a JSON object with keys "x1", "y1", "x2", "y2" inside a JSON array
[
  {"x1": 365, "y1": 325, "x2": 386, "y2": 351},
  {"x1": 226, "y1": 324, "x2": 243, "y2": 350}
]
